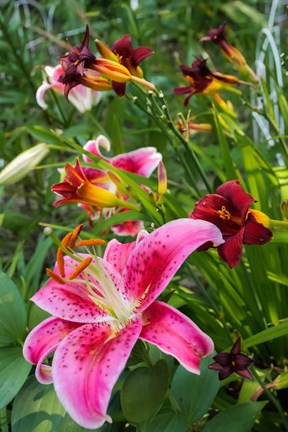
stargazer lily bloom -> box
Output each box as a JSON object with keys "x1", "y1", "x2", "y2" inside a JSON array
[
  {"x1": 23, "y1": 220, "x2": 224, "y2": 429},
  {"x1": 189, "y1": 180, "x2": 272, "y2": 268},
  {"x1": 80, "y1": 135, "x2": 162, "y2": 235},
  {"x1": 174, "y1": 58, "x2": 249, "y2": 106},
  {"x1": 201, "y1": 24, "x2": 258, "y2": 81},
  {"x1": 51, "y1": 158, "x2": 139, "y2": 212},
  {"x1": 36, "y1": 65, "x2": 101, "y2": 112},
  {"x1": 208, "y1": 337, "x2": 253, "y2": 380},
  {"x1": 96, "y1": 34, "x2": 154, "y2": 96}
]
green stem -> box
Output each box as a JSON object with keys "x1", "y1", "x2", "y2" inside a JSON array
[
  {"x1": 251, "y1": 366, "x2": 288, "y2": 431},
  {"x1": 167, "y1": 389, "x2": 181, "y2": 414},
  {"x1": 270, "y1": 219, "x2": 288, "y2": 229}
]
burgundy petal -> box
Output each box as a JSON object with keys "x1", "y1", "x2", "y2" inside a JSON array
[
  {"x1": 236, "y1": 368, "x2": 254, "y2": 380},
  {"x1": 212, "y1": 352, "x2": 231, "y2": 367},
  {"x1": 235, "y1": 353, "x2": 253, "y2": 369},
  {"x1": 216, "y1": 180, "x2": 255, "y2": 221},
  {"x1": 243, "y1": 213, "x2": 272, "y2": 245},
  {"x1": 112, "y1": 81, "x2": 126, "y2": 96},
  {"x1": 217, "y1": 227, "x2": 245, "y2": 268},
  {"x1": 230, "y1": 337, "x2": 241, "y2": 355},
  {"x1": 133, "y1": 46, "x2": 154, "y2": 65},
  {"x1": 112, "y1": 34, "x2": 133, "y2": 58},
  {"x1": 219, "y1": 366, "x2": 234, "y2": 380}
]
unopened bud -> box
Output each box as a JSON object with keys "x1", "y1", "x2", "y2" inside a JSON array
[
  {"x1": 157, "y1": 161, "x2": 167, "y2": 196},
  {"x1": 0, "y1": 143, "x2": 49, "y2": 185}
]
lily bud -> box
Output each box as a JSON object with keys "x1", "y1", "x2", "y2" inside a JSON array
[
  {"x1": 157, "y1": 161, "x2": 167, "y2": 196},
  {"x1": 0, "y1": 143, "x2": 49, "y2": 185}
]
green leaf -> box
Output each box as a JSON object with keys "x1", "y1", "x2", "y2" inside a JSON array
[
  {"x1": 0, "y1": 346, "x2": 31, "y2": 409},
  {"x1": 11, "y1": 376, "x2": 65, "y2": 432},
  {"x1": 121, "y1": 360, "x2": 169, "y2": 424},
  {"x1": 26, "y1": 126, "x2": 63, "y2": 146},
  {"x1": 202, "y1": 401, "x2": 267, "y2": 432},
  {"x1": 0, "y1": 272, "x2": 27, "y2": 346},
  {"x1": 243, "y1": 320, "x2": 288, "y2": 348},
  {"x1": 141, "y1": 411, "x2": 187, "y2": 432},
  {"x1": 171, "y1": 355, "x2": 219, "y2": 424}
]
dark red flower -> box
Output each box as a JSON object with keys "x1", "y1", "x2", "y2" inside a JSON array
[
  {"x1": 59, "y1": 25, "x2": 97, "y2": 96},
  {"x1": 174, "y1": 58, "x2": 243, "y2": 106},
  {"x1": 189, "y1": 180, "x2": 272, "y2": 268},
  {"x1": 208, "y1": 337, "x2": 253, "y2": 381},
  {"x1": 96, "y1": 34, "x2": 154, "y2": 96}
]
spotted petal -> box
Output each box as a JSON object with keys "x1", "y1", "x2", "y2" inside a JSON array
[
  {"x1": 32, "y1": 256, "x2": 111, "y2": 323},
  {"x1": 52, "y1": 317, "x2": 142, "y2": 429},
  {"x1": 140, "y1": 301, "x2": 213, "y2": 374},
  {"x1": 123, "y1": 218, "x2": 224, "y2": 311},
  {"x1": 23, "y1": 317, "x2": 80, "y2": 383}
]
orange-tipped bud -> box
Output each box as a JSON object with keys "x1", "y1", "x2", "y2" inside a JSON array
[
  {"x1": 157, "y1": 161, "x2": 167, "y2": 196},
  {"x1": 95, "y1": 58, "x2": 131, "y2": 82}
]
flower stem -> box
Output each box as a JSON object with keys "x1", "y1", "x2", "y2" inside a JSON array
[
  {"x1": 270, "y1": 219, "x2": 288, "y2": 229},
  {"x1": 251, "y1": 366, "x2": 288, "y2": 431}
]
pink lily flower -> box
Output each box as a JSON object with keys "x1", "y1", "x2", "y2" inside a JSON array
[
  {"x1": 81, "y1": 134, "x2": 162, "y2": 235},
  {"x1": 23, "y1": 219, "x2": 223, "y2": 429},
  {"x1": 36, "y1": 65, "x2": 101, "y2": 112}
]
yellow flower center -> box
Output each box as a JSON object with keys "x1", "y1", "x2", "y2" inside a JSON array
[{"x1": 217, "y1": 205, "x2": 231, "y2": 221}]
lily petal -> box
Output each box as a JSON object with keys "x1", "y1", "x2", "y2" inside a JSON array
[
  {"x1": 111, "y1": 220, "x2": 144, "y2": 237},
  {"x1": 32, "y1": 256, "x2": 111, "y2": 323},
  {"x1": 123, "y1": 218, "x2": 224, "y2": 311},
  {"x1": 140, "y1": 301, "x2": 214, "y2": 374},
  {"x1": 23, "y1": 317, "x2": 80, "y2": 383},
  {"x1": 217, "y1": 227, "x2": 245, "y2": 268},
  {"x1": 104, "y1": 238, "x2": 137, "y2": 276},
  {"x1": 216, "y1": 180, "x2": 255, "y2": 220},
  {"x1": 111, "y1": 147, "x2": 162, "y2": 177},
  {"x1": 52, "y1": 318, "x2": 142, "y2": 429},
  {"x1": 243, "y1": 213, "x2": 272, "y2": 245}
]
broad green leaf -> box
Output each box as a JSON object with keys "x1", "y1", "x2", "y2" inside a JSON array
[
  {"x1": 11, "y1": 376, "x2": 65, "y2": 432},
  {"x1": 243, "y1": 320, "x2": 288, "y2": 348},
  {"x1": 121, "y1": 360, "x2": 169, "y2": 424},
  {"x1": 202, "y1": 401, "x2": 267, "y2": 432},
  {"x1": 141, "y1": 411, "x2": 187, "y2": 432},
  {"x1": 0, "y1": 347, "x2": 31, "y2": 409},
  {"x1": 0, "y1": 272, "x2": 26, "y2": 346},
  {"x1": 171, "y1": 355, "x2": 219, "y2": 424}
]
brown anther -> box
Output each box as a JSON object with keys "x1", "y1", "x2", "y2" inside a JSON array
[
  {"x1": 68, "y1": 257, "x2": 93, "y2": 280},
  {"x1": 69, "y1": 224, "x2": 84, "y2": 249},
  {"x1": 75, "y1": 239, "x2": 106, "y2": 247},
  {"x1": 46, "y1": 268, "x2": 65, "y2": 284}
]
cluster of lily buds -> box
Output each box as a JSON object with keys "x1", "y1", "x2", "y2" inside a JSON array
[{"x1": 58, "y1": 26, "x2": 155, "y2": 98}]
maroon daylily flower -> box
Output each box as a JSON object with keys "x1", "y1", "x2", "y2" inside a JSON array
[
  {"x1": 96, "y1": 34, "x2": 154, "y2": 96},
  {"x1": 201, "y1": 24, "x2": 257, "y2": 81},
  {"x1": 189, "y1": 180, "x2": 272, "y2": 268},
  {"x1": 174, "y1": 58, "x2": 245, "y2": 106},
  {"x1": 208, "y1": 337, "x2": 253, "y2": 380}
]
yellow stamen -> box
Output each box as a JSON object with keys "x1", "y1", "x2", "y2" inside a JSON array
[
  {"x1": 217, "y1": 205, "x2": 231, "y2": 221},
  {"x1": 75, "y1": 239, "x2": 106, "y2": 247},
  {"x1": 68, "y1": 257, "x2": 93, "y2": 280},
  {"x1": 46, "y1": 268, "x2": 65, "y2": 284}
]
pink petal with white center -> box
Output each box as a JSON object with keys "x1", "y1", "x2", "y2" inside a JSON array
[
  {"x1": 83, "y1": 135, "x2": 111, "y2": 162},
  {"x1": 111, "y1": 147, "x2": 162, "y2": 177},
  {"x1": 23, "y1": 317, "x2": 80, "y2": 383},
  {"x1": 32, "y1": 256, "x2": 111, "y2": 323},
  {"x1": 52, "y1": 317, "x2": 142, "y2": 429},
  {"x1": 123, "y1": 218, "x2": 224, "y2": 311},
  {"x1": 140, "y1": 301, "x2": 214, "y2": 374}
]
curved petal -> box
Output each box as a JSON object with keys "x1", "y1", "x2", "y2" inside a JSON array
[
  {"x1": 32, "y1": 256, "x2": 111, "y2": 323},
  {"x1": 111, "y1": 147, "x2": 162, "y2": 177},
  {"x1": 36, "y1": 82, "x2": 53, "y2": 109},
  {"x1": 133, "y1": 46, "x2": 154, "y2": 65},
  {"x1": 216, "y1": 180, "x2": 255, "y2": 220},
  {"x1": 52, "y1": 317, "x2": 142, "y2": 429},
  {"x1": 123, "y1": 218, "x2": 224, "y2": 311},
  {"x1": 140, "y1": 302, "x2": 213, "y2": 374},
  {"x1": 217, "y1": 228, "x2": 244, "y2": 268},
  {"x1": 243, "y1": 213, "x2": 272, "y2": 245},
  {"x1": 83, "y1": 135, "x2": 111, "y2": 163},
  {"x1": 23, "y1": 317, "x2": 80, "y2": 383}
]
